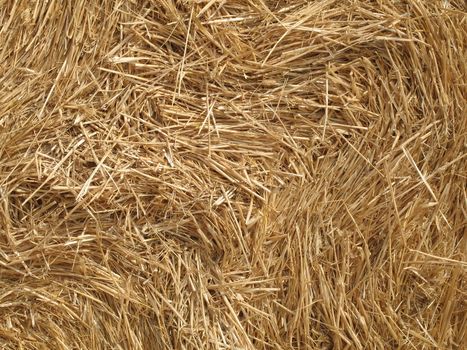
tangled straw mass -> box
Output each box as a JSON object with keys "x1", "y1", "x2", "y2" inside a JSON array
[{"x1": 0, "y1": 0, "x2": 466, "y2": 349}]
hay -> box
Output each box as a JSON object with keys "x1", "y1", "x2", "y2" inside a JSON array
[{"x1": 0, "y1": 0, "x2": 465, "y2": 349}]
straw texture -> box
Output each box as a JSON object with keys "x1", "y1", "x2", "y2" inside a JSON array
[{"x1": 0, "y1": 0, "x2": 466, "y2": 349}]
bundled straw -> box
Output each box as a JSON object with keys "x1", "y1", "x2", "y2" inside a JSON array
[{"x1": 0, "y1": 0, "x2": 465, "y2": 349}]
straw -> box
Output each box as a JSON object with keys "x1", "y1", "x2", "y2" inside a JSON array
[{"x1": 0, "y1": 0, "x2": 465, "y2": 349}]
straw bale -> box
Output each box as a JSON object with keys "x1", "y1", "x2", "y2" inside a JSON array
[{"x1": 0, "y1": 0, "x2": 465, "y2": 349}]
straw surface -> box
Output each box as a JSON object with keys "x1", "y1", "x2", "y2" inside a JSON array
[{"x1": 0, "y1": 0, "x2": 466, "y2": 349}]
